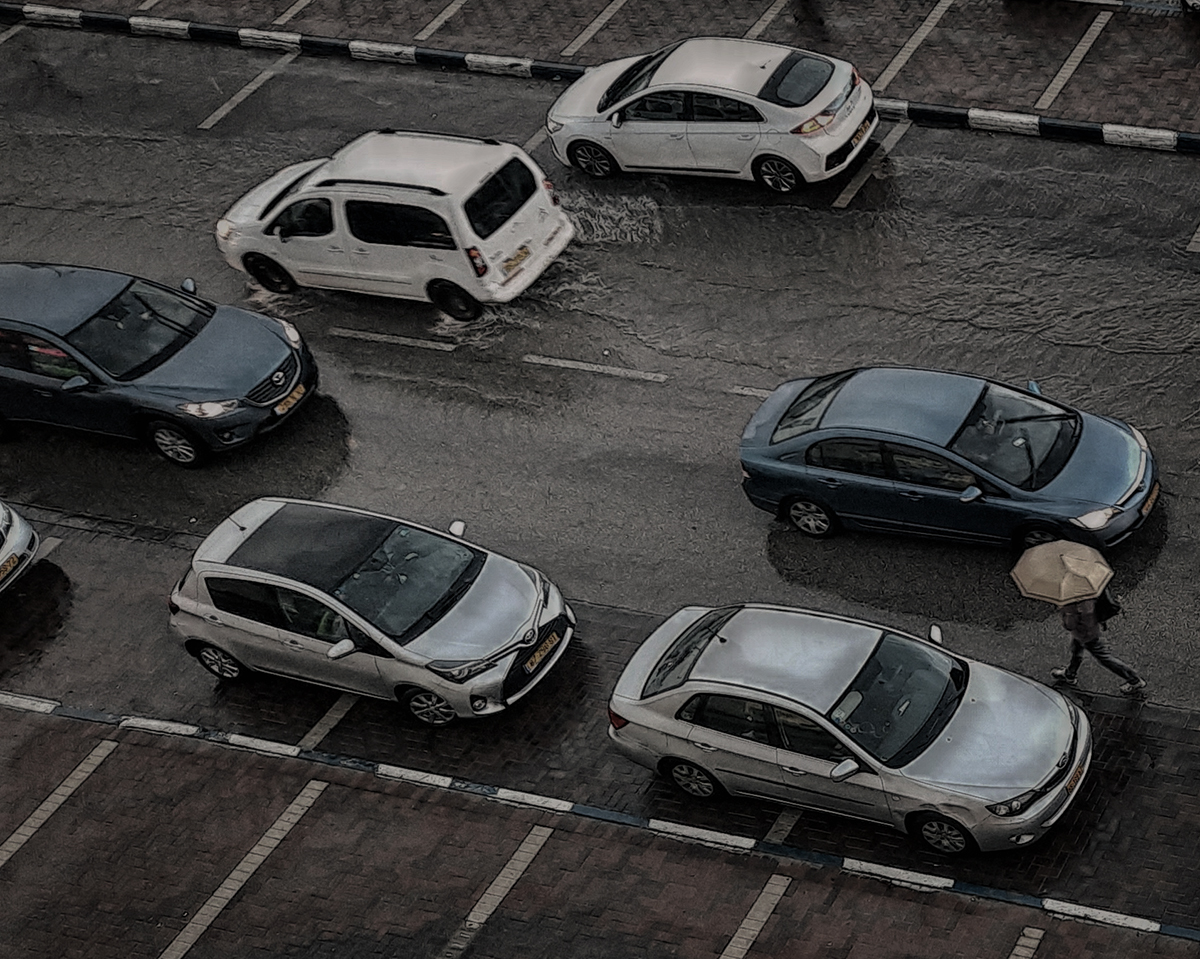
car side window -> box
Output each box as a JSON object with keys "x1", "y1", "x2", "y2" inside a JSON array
[
  {"x1": 0, "y1": 332, "x2": 88, "y2": 381},
  {"x1": 806, "y1": 439, "x2": 888, "y2": 477},
  {"x1": 274, "y1": 587, "x2": 350, "y2": 644},
  {"x1": 624, "y1": 91, "x2": 686, "y2": 122},
  {"x1": 206, "y1": 577, "x2": 284, "y2": 628},
  {"x1": 886, "y1": 444, "x2": 976, "y2": 492},
  {"x1": 691, "y1": 94, "x2": 762, "y2": 123},
  {"x1": 773, "y1": 707, "x2": 850, "y2": 762},
  {"x1": 679, "y1": 694, "x2": 772, "y2": 744},
  {"x1": 345, "y1": 201, "x2": 457, "y2": 250},
  {"x1": 268, "y1": 198, "x2": 333, "y2": 238}
]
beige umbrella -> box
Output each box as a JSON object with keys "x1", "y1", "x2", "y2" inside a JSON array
[{"x1": 1010, "y1": 540, "x2": 1113, "y2": 606}]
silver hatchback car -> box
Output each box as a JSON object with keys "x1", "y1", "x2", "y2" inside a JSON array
[
  {"x1": 169, "y1": 498, "x2": 575, "y2": 725},
  {"x1": 609, "y1": 604, "x2": 1092, "y2": 854}
]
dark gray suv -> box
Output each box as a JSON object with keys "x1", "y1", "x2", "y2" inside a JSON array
[{"x1": 0, "y1": 262, "x2": 318, "y2": 465}]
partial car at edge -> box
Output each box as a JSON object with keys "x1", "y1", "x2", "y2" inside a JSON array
[{"x1": 0, "y1": 499, "x2": 39, "y2": 594}]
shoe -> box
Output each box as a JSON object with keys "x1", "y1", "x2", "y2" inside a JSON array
[
  {"x1": 1119, "y1": 678, "x2": 1147, "y2": 695},
  {"x1": 1051, "y1": 668, "x2": 1078, "y2": 687}
]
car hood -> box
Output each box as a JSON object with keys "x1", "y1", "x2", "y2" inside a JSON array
[
  {"x1": 900, "y1": 663, "x2": 1075, "y2": 802},
  {"x1": 548, "y1": 57, "x2": 643, "y2": 119},
  {"x1": 406, "y1": 555, "x2": 540, "y2": 660},
  {"x1": 220, "y1": 158, "x2": 327, "y2": 228},
  {"x1": 133, "y1": 306, "x2": 292, "y2": 399},
  {"x1": 740, "y1": 378, "x2": 816, "y2": 450},
  {"x1": 1038, "y1": 411, "x2": 1145, "y2": 507}
]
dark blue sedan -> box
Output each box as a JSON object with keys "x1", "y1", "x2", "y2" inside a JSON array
[
  {"x1": 740, "y1": 367, "x2": 1159, "y2": 549},
  {"x1": 0, "y1": 263, "x2": 318, "y2": 466}
]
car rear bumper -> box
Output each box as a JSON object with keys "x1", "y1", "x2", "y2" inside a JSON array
[{"x1": 0, "y1": 511, "x2": 40, "y2": 594}]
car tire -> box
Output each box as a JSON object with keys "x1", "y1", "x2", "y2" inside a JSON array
[
  {"x1": 191, "y1": 642, "x2": 247, "y2": 681},
  {"x1": 427, "y1": 280, "x2": 483, "y2": 321},
  {"x1": 244, "y1": 253, "x2": 297, "y2": 294},
  {"x1": 1015, "y1": 525, "x2": 1061, "y2": 550},
  {"x1": 783, "y1": 497, "x2": 839, "y2": 538},
  {"x1": 147, "y1": 420, "x2": 209, "y2": 467},
  {"x1": 910, "y1": 812, "x2": 976, "y2": 855},
  {"x1": 752, "y1": 155, "x2": 804, "y2": 194},
  {"x1": 400, "y1": 687, "x2": 458, "y2": 726},
  {"x1": 568, "y1": 141, "x2": 619, "y2": 179},
  {"x1": 662, "y1": 758, "x2": 725, "y2": 799}
]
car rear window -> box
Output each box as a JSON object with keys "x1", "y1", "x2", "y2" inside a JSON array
[
  {"x1": 771, "y1": 370, "x2": 857, "y2": 444},
  {"x1": 758, "y1": 52, "x2": 835, "y2": 107},
  {"x1": 642, "y1": 606, "x2": 737, "y2": 698},
  {"x1": 463, "y1": 158, "x2": 537, "y2": 240}
]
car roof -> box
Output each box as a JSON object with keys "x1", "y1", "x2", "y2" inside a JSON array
[
  {"x1": 305, "y1": 130, "x2": 521, "y2": 199},
  {"x1": 689, "y1": 606, "x2": 882, "y2": 714},
  {"x1": 822, "y1": 367, "x2": 985, "y2": 446},
  {"x1": 653, "y1": 38, "x2": 800, "y2": 97},
  {"x1": 0, "y1": 262, "x2": 130, "y2": 335}
]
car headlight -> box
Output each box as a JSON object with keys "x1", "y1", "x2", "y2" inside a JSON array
[
  {"x1": 987, "y1": 790, "x2": 1039, "y2": 817},
  {"x1": 426, "y1": 659, "x2": 499, "y2": 683},
  {"x1": 178, "y1": 400, "x2": 238, "y2": 418},
  {"x1": 545, "y1": 117, "x2": 564, "y2": 134},
  {"x1": 277, "y1": 318, "x2": 303, "y2": 349},
  {"x1": 215, "y1": 218, "x2": 236, "y2": 241},
  {"x1": 1070, "y1": 507, "x2": 1120, "y2": 530}
]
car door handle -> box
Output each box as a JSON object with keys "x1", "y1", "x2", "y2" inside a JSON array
[
  {"x1": 35, "y1": 389, "x2": 53, "y2": 397},
  {"x1": 781, "y1": 766, "x2": 807, "y2": 776},
  {"x1": 667, "y1": 133, "x2": 685, "y2": 140},
  {"x1": 820, "y1": 479, "x2": 842, "y2": 488},
  {"x1": 693, "y1": 742, "x2": 717, "y2": 752},
  {"x1": 736, "y1": 134, "x2": 755, "y2": 140},
  {"x1": 351, "y1": 249, "x2": 371, "y2": 256},
  {"x1": 900, "y1": 492, "x2": 923, "y2": 500},
  {"x1": 205, "y1": 615, "x2": 222, "y2": 624},
  {"x1": 284, "y1": 639, "x2": 305, "y2": 648},
  {"x1": 327, "y1": 246, "x2": 344, "y2": 254}
]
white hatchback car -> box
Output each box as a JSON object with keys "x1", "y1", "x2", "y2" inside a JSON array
[
  {"x1": 546, "y1": 37, "x2": 877, "y2": 193},
  {"x1": 0, "y1": 499, "x2": 39, "y2": 594},
  {"x1": 216, "y1": 130, "x2": 575, "y2": 320}
]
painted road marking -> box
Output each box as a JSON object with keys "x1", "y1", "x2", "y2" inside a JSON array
[
  {"x1": 136, "y1": 0, "x2": 161, "y2": 8},
  {"x1": 31, "y1": 536, "x2": 61, "y2": 563},
  {"x1": 0, "y1": 691, "x2": 59, "y2": 713},
  {"x1": 121, "y1": 717, "x2": 201, "y2": 737},
  {"x1": 273, "y1": 0, "x2": 318, "y2": 26},
  {"x1": 561, "y1": 0, "x2": 629, "y2": 57},
  {"x1": 833, "y1": 119, "x2": 912, "y2": 209},
  {"x1": 297, "y1": 693, "x2": 359, "y2": 750},
  {"x1": 415, "y1": 0, "x2": 471, "y2": 41},
  {"x1": 328, "y1": 327, "x2": 457, "y2": 351},
  {"x1": 1188, "y1": 222, "x2": 1200, "y2": 253},
  {"x1": 764, "y1": 810, "x2": 801, "y2": 844},
  {"x1": 874, "y1": 0, "x2": 957, "y2": 93},
  {"x1": 158, "y1": 780, "x2": 328, "y2": 959},
  {"x1": 0, "y1": 739, "x2": 118, "y2": 870},
  {"x1": 727, "y1": 385, "x2": 773, "y2": 399},
  {"x1": 441, "y1": 825, "x2": 554, "y2": 958},
  {"x1": 1007, "y1": 927, "x2": 1045, "y2": 959},
  {"x1": 843, "y1": 858, "x2": 955, "y2": 890},
  {"x1": 228, "y1": 733, "x2": 302, "y2": 758},
  {"x1": 649, "y1": 819, "x2": 757, "y2": 849},
  {"x1": 198, "y1": 52, "x2": 299, "y2": 130},
  {"x1": 1042, "y1": 898, "x2": 1160, "y2": 931},
  {"x1": 0, "y1": 22, "x2": 25, "y2": 43},
  {"x1": 1035, "y1": 12, "x2": 1112, "y2": 112},
  {"x1": 523, "y1": 353, "x2": 667, "y2": 382},
  {"x1": 719, "y1": 874, "x2": 791, "y2": 959},
  {"x1": 744, "y1": 0, "x2": 789, "y2": 40},
  {"x1": 522, "y1": 126, "x2": 548, "y2": 155}
]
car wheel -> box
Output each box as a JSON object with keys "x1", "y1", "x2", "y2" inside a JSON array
[
  {"x1": 192, "y1": 643, "x2": 246, "y2": 681},
  {"x1": 663, "y1": 759, "x2": 724, "y2": 799},
  {"x1": 401, "y1": 688, "x2": 458, "y2": 726},
  {"x1": 1016, "y1": 525, "x2": 1060, "y2": 550},
  {"x1": 752, "y1": 155, "x2": 804, "y2": 194},
  {"x1": 427, "y1": 280, "x2": 483, "y2": 321},
  {"x1": 911, "y1": 813, "x2": 976, "y2": 855},
  {"x1": 147, "y1": 420, "x2": 209, "y2": 467},
  {"x1": 783, "y1": 498, "x2": 838, "y2": 538},
  {"x1": 568, "y1": 141, "x2": 619, "y2": 179},
  {"x1": 243, "y1": 253, "x2": 297, "y2": 294}
]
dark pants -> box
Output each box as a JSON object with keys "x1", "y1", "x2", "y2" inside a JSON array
[{"x1": 1065, "y1": 634, "x2": 1141, "y2": 684}]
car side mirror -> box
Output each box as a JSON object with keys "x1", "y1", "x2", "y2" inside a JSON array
[
  {"x1": 610, "y1": 111, "x2": 623, "y2": 129},
  {"x1": 180, "y1": 278, "x2": 197, "y2": 295},
  {"x1": 327, "y1": 638, "x2": 357, "y2": 660},
  {"x1": 449, "y1": 520, "x2": 466, "y2": 537},
  {"x1": 61, "y1": 374, "x2": 90, "y2": 392},
  {"x1": 928, "y1": 624, "x2": 944, "y2": 645},
  {"x1": 830, "y1": 758, "x2": 860, "y2": 783},
  {"x1": 959, "y1": 485, "x2": 982, "y2": 503},
  {"x1": 1026, "y1": 379, "x2": 1041, "y2": 395}
]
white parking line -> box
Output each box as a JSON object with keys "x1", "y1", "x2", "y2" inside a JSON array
[
  {"x1": 31, "y1": 536, "x2": 61, "y2": 563},
  {"x1": 1034, "y1": 12, "x2": 1112, "y2": 112},
  {"x1": 561, "y1": 0, "x2": 629, "y2": 57},
  {"x1": 0, "y1": 22, "x2": 25, "y2": 43},
  {"x1": 198, "y1": 52, "x2": 299, "y2": 130},
  {"x1": 719, "y1": 874, "x2": 792, "y2": 959},
  {"x1": 763, "y1": 810, "x2": 801, "y2": 844},
  {"x1": 833, "y1": 119, "x2": 912, "y2": 210},
  {"x1": 328, "y1": 327, "x2": 457, "y2": 351},
  {"x1": 273, "y1": 0, "x2": 318, "y2": 27},
  {"x1": 159, "y1": 779, "x2": 328, "y2": 959},
  {"x1": 415, "y1": 0, "x2": 471, "y2": 42},
  {"x1": 1188, "y1": 221, "x2": 1200, "y2": 253},
  {"x1": 522, "y1": 127, "x2": 548, "y2": 155},
  {"x1": 297, "y1": 693, "x2": 359, "y2": 750},
  {"x1": 1007, "y1": 927, "x2": 1046, "y2": 959},
  {"x1": 727, "y1": 385, "x2": 774, "y2": 399},
  {"x1": 0, "y1": 739, "x2": 118, "y2": 870},
  {"x1": 744, "y1": 0, "x2": 789, "y2": 40},
  {"x1": 523, "y1": 353, "x2": 667, "y2": 383},
  {"x1": 873, "y1": 0, "x2": 957, "y2": 93},
  {"x1": 441, "y1": 825, "x2": 554, "y2": 958},
  {"x1": 136, "y1": 0, "x2": 161, "y2": 9}
]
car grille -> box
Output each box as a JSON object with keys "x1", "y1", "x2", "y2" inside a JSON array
[
  {"x1": 501, "y1": 614, "x2": 571, "y2": 701},
  {"x1": 825, "y1": 105, "x2": 877, "y2": 171},
  {"x1": 245, "y1": 353, "x2": 299, "y2": 407}
]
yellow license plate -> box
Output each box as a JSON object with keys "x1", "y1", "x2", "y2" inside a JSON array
[
  {"x1": 851, "y1": 118, "x2": 871, "y2": 146},
  {"x1": 502, "y1": 245, "x2": 531, "y2": 275},
  {"x1": 274, "y1": 383, "x2": 306, "y2": 415},
  {"x1": 524, "y1": 631, "x2": 561, "y2": 674},
  {"x1": 1064, "y1": 761, "x2": 1086, "y2": 793},
  {"x1": 0, "y1": 554, "x2": 17, "y2": 583},
  {"x1": 1141, "y1": 482, "x2": 1160, "y2": 518}
]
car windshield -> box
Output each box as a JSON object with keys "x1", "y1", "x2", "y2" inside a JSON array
[
  {"x1": 331, "y1": 524, "x2": 484, "y2": 643},
  {"x1": 771, "y1": 370, "x2": 857, "y2": 443},
  {"x1": 828, "y1": 634, "x2": 967, "y2": 767},
  {"x1": 948, "y1": 384, "x2": 1080, "y2": 490},
  {"x1": 65, "y1": 280, "x2": 213, "y2": 381},
  {"x1": 464, "y1": 158, "x2": 536, "y2": 240},
  {"x1": 642, "y1": 606, "x2": 737, "y2": 697},
  {"x1": 758, "y1": 52, "x2": 835, "y2": 107},
  {"x1": 598, "y1": 42, "x2": 682, "y2": 112}
]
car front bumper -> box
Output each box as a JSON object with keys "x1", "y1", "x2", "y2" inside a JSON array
[{"x1": 0, "y1": 507, "x2": 40, "y2": 594}]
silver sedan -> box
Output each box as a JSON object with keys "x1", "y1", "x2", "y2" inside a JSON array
[{"x1": 608, "y1": 604, "x2": 1092, "y2": 854}]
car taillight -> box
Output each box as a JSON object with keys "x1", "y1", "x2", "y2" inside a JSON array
[
  {"x1": 168, "y1": 599, "x2": 180, "y2": 614},
  {"x1": 466, "y1": 246, "x2": 488, "y2": 277},
  {"x1": 791, "y1": 111, "x2": 836, "y2": 135},
  {"x1": 851, "y1": 67, "x2": 861, "y2": 87},
  {"x1": 543, "y1": 178, "x2": 561, "y2": 206},
  {"x1": 608, "y1": 706, "x2": 629, "y2": 730}
]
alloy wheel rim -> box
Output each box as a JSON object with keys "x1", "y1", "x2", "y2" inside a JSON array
[
  {"x1": 577, "y1": 146, "x2": 610, "y2": 177},
  {"x1": 922, "y1": 820, "x2": 966, "y2": 853},
  {"x1": 760, "y1": 160, "x2": 796, "y2": 193},
  {"x1": 199, "y1": 648, "x2": 239, "y2": 679},
  {"x1": 791, "y1": 503, "x2": 829, "y2": 535},
  {"x1": 154, "y1": 428, "x2": 197, "y2": 463},
  {"x1": 673, "y1": 765, "x2": 714, "y2": 797},
  {"x1": 410, "y1": 693, "x2": 455, "y2": 725}
]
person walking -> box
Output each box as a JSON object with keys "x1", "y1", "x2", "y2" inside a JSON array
[{"x1": 1051, "y1": 597, "x2": 1147, "y2": 695}]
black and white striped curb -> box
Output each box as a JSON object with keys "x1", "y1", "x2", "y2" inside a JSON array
[{"x1": 4, "y1": 689, "x2": 1198, "y2": 944}]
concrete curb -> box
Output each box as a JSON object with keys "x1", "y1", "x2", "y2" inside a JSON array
[
  {"x1": 3, "y1": 688, "x2": 1199, "y2": 944},
  {"x1": 3, "y1": 2, "x2": 1199, "y2": 155}
]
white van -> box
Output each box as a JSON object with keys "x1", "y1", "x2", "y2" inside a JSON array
[{"x1": 215, "y1": 130, "x2": 575, "y2": 320}]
